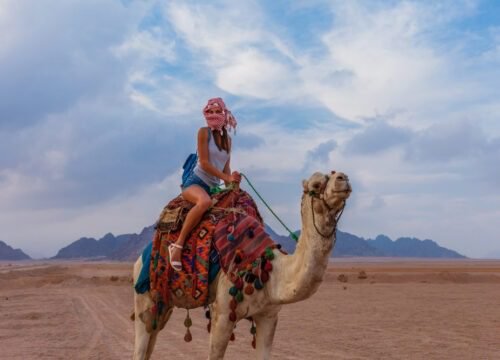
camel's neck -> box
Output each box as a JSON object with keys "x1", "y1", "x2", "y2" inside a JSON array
[{"x1": 270, "y1": 196, "x2": 335, "y2": 304}]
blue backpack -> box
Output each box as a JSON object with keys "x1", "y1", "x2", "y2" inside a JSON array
[
  {"x1": 182, "y1": 128, "x2": 212, "y2": 184},
  {"x1": 182, "y1": 152, "x2": 198, "y2": 184}
]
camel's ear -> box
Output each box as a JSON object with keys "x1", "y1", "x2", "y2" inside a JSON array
[{"x1": 302, "y1": 179, "x2": 309, "y2": 192}]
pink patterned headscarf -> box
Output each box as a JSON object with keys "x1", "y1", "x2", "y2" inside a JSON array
[{"x1": 203, "y1": 97, "x2": 237, "y2": 133}]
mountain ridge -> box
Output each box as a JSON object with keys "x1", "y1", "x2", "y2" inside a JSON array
[
  {"x1": 53, "y1": 224, "x2": 466, "y2": 260},
  {"x1": 0, "y1": 240, "x2": 32, "y2": 260}
]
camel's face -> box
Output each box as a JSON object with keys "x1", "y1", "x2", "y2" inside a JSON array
[
  {"x1": 324, "y1": 171, "x2": 351, "y2": 205},
  {"x1": 302, "y1": 171, "x2": 351, "y2": 215}
]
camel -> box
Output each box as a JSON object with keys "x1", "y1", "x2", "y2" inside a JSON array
[{"x1": 132, "y1": 170, "x2": 352, "y2": 359}]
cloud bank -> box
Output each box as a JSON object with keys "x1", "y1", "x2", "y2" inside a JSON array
[{"x1": 1, "y1": 0, "x2": 499, "y2": 258}]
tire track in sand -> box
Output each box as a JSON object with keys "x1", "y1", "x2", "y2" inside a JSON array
[
  {"x1": 87, "y1": 290, "x2": 135, "y2": 355},
  {"x1": 71, "y1": 293, "x2": 105, "y2": 359}
]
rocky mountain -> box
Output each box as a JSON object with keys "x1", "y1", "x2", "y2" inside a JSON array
[
  {"x1": 54, "y1": 222, "x2": 466, "y2": 260},
  {"x1": 108, "y1": 226, "x2": 155, "y2": 261},
  {"x1": 264, "y1": 227, "x2": 383, "y2": 256},
  {"x1": 52, "y1": 232, "x2": 130, "y2": 259},
  {"x1": 367, "y1": 235, "x2": 465, "y2": 258},
  {"x1": 0, "y1": 240, "x2": 31, "y2": 260},
  {"x1": 275, "y1": 230, "x2": 464, "y2": 258}
]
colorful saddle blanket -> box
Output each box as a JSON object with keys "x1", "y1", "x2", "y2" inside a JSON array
[{"x1": 149, "y1": 189, "x2": 275, "y2": 314}]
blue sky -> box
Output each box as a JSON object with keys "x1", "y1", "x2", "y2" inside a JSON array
[{"x1": 1, "y1": 0, "x2": 499, "y2": 258}]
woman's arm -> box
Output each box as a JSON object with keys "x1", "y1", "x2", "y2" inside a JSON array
[
  {"x1": 197, "y1": 128, "x2": 231, "y2": 183},
  {"x1": 222, "y1": 158, "x2": 231, "y2": 186},
  {"x1": 222, "y1": 137, "x2": 240, "y2": 185}
]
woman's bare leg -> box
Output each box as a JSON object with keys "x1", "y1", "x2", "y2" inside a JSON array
[{"x1": 169, "y1": 185, "x2": 211, "y2": 264}]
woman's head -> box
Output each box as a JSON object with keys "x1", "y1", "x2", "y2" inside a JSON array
[{"x1": 203, "y1": 97, "x2": 237, "y2": 133}]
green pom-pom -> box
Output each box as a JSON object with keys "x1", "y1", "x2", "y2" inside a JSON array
[
  {"x1": 184, "y1": 317, "x2": 192, "y2": 328},
  {"x1": 229, "y1": 286, "x2": 238, "y2": 296},
  {"x1": 266, "y1": 252, "x2": 275, "y2": 260},
  {"x1": 235, "y1": 291, "x2": 244, "y2": 302}
]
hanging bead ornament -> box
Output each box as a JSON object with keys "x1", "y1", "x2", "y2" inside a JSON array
[
  {"x1": 205, "y1": 307, "x2": 211, "y2": 333},
  {"x1": 222, "y1": 242, "x2": 279, "y2": 349},
  {"x1": 184, "y1": 310, "x2": 193, "y2": 342},
  {"x1": 250, "y1": 321, "x2": 257, "y2": 349}
]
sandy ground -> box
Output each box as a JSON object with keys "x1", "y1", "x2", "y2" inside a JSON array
[{"x1": 0, "y1": 259, "x2": 499, "y2": 359}]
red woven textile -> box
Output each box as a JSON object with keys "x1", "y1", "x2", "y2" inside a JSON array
[{"x1": 149, "y1": 189, "x2": 271, "y2": 313}]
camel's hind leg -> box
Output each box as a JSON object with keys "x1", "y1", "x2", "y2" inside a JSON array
[
  {"x1": 132, "y1": 256, "x2": 173, "y2": 360},
  {"x1": 133, "y1": 301, "x2": 173, "y2": 360}
]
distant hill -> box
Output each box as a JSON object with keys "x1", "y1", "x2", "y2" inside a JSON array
[
  {"x1": 266, "y1": 227, "x2": 383, "y2": 257},
  {"x1": 108, "y1": 226, "x2": 155, "y2": 261},
  {"x1": 367, "y1": 235, "x2": 465, "y2": 259},
  {"x1": 0, "y1": 240, "x2": 31, "y2": 260},
  {"x1": 54, "y1": 225, "x2": 466, "y2": 260},
  {"x1": 52, "y1": 232, "x2": 130, "y2": 259}
]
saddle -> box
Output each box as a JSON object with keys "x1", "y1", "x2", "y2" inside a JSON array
[{"x1": 149, "y1": 188, "x2": 276, "y2": 313}]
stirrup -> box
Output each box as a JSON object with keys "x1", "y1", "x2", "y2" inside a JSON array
[{"x1": 168, "y1": 243, "x2": 183, "y2": 272}]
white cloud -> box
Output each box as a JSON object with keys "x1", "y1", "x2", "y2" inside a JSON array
[
  {"x1": 301, "y1": 2, "x2": 448, "y2": 123},
  {"x1": 216, "y1": 49, "x2": 295, "y2": 99},
  {"x1": 165, "y1": 1, "x2": 263, "y2": 56},
  {"x1": 2, "y1": 0, "x2": 500, "y2": 260},
  {"x1": 164, "y1": 1, "x2": 301, "y2": 101},
  {"x1": 0, "y1": 171, "x2": 182, "y2": 258},
  {"x1": 113, "y1": 28, "x2": 176, "y2": 63}
]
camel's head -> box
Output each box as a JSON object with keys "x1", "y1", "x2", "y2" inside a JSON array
[{"x1": 302, "y1": 171, "x2": 351, "y2": 234}]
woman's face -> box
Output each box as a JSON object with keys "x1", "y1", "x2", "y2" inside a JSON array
[{"x1": 206, "y1": 107, "x2": 223, "y2": 115}]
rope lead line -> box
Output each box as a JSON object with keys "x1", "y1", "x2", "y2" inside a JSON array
[{"x1": 240, "y1": 173, "x2": 299, "y2": 243}]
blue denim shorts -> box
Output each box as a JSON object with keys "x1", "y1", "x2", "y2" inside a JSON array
[{"x1": 181, "y1": 172, "x2": 211, "y2": 194}]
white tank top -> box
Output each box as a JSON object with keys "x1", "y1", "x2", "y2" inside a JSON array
[{"x1": 193, "y1": 128, "x2": 230, "y2": 188}]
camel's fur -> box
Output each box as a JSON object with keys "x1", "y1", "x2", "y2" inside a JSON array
[{"x1": 132, "y1": 171, "x2": 351, "y2": 359}]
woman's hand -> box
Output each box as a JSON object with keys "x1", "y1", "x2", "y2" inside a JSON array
[{"x1": 226, "y1": 171, "x2": 241, "y2": 184}]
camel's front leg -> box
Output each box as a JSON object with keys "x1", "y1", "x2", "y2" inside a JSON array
[
  {"x1": 208, "y1": 302, "x2": 234, "y2": 360},
  {"x1": 254, "y1": 310, "x2": 279, "y2": 360}
]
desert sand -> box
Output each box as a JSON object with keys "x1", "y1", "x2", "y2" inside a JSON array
[{"x1": 0, "y1": 259, "x2": 499, "y2": 359}]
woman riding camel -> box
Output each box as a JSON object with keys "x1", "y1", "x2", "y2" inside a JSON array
[{"x1": 168, "y1": 97, "x2": 241, "y2": 271}]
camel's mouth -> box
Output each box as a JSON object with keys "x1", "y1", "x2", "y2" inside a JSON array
[
  {"x1": 324, "y1": 172, "x2": 351, "y2": 202},
  {"x1": 302, "y1": 171, "x2": 352, "y2": 211}
]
